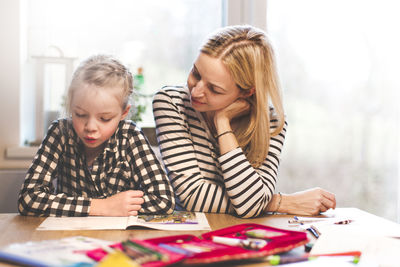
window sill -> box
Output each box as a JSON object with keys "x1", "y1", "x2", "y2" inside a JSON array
[{"x1": 6, "y1": 146, "x2": 38, "y2": 159}]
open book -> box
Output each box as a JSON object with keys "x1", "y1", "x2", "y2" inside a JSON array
[
  {"x1": 0, "y1": 236, "x2": 112, "y2": 267},
  {"x1": 37, "y1": 211, "x2": 211, "y2": 231}
]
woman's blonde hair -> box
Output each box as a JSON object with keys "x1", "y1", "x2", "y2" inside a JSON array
[
  {"x1": 201, "y1": 25, "x2": 285, "y2": 168},
  {"x1": 65, "y1": 54, "x2": 133, "y2": 115}
]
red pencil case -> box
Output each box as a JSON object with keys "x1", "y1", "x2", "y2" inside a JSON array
[
  {"x1": 86, "y1": 239, "x2": 186, "y2": 267},
  {"x1": 86, "y1": 223, "x2": 308, "y2": 266},
  {"x1": 143, "y1": 223, "x2": 308, "y2": 265}
]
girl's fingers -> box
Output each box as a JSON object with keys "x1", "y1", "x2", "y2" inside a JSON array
[
  {"x1": 129, "y1": 190, "x2": 144, "y2": 197},
  {"x1": 128, "y1": 210, "x2": 138, "y2": 216},
  {"x1": 129, "y1": 205, "x2": 142, "y2": 212},
  {"x1": 130, "y1": 197, "x2": 144, "y2": 205}
]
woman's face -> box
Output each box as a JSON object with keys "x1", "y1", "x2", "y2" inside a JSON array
[{"x1": 187, "y1": 53, "x2": 244, "y2": 113}]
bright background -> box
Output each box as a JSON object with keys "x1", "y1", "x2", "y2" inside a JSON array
[{"x1": 0, "y1": 0, "x2": 398, "y2": 221}]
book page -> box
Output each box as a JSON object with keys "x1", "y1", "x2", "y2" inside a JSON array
[
  {"x1": 37, "y1": 216, "x2": 128, "y2": 230},
  {"x1": 127, "y1": 211, "x2": 211, "y2": 231},
  {"x1": 294, "y1": 208, "x2": 400, "y2": 239},
  {"x1": 37, "y1": 211, "x2": 211, "y2": 231},
  {"x1": 277, "y1": 256, "x2": 360, "y2": 267},
  {"x1": 310, "y1": 228, "x2": 400, "y2": 267}
]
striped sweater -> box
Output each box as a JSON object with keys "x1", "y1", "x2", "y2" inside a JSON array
[{"x1": 152, "y1": 86, "x2": 286, "y2": 218}]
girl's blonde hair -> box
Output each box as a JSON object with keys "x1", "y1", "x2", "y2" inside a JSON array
[
  {"x1": 201, "y1": 25, "x2": 285, "y2": 168},
  {"x1": 65, "y1": 54, "x2": 133, "y2": 115}
]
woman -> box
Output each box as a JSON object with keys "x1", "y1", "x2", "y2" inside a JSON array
[{"x1": 153, "y1": 25, "x2": 335, "y2": 218}]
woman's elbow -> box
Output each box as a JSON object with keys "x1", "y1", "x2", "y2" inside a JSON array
[
  {"x1": 235, "y1": 210, "x2": 259, "y2": 219},
  {"x1": 233, "y1": 201, "x2": 265, "y2": 218}
]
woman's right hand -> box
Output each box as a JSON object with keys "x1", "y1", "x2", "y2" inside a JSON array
[
  {"x1": 89, "y1": 190, "x2": 144, "y2": 216},
  {"x1": 280, "y1": 187, "x2": 336, "y2": 215},
  {"x1": 214, "y1": 98, "x2": 251, "y2": 125}
]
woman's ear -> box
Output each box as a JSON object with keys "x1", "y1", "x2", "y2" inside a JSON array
[
  {"x1": 242, "y1": 88, "x2": 255, "y2": 98},
  {"x1": 121, "y1": 104, "x2": 131, "y2": 120}
]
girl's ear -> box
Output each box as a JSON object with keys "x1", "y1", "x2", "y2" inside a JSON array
[{"x1": 121, "y1": 104, "x2": 131, "y2": 120}]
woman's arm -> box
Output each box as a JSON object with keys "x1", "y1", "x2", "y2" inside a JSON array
[
  {"x1": 267, "y1": 188, "x2": 336, "y2": 215},
  {"x1": 153, "y1": 88, "x2": 232, "y2": 214},
  {"x1": 213, "y1": 99, "x2": 287, "y2": 217},
  {"x1": 18, "y1": 121, "x2": 91, "y2": 216},
  {"x1": 217, "y1": 126, "x2": 286, "y2": 217},
  {"x1": 213, "y1": 98, "x2": 336, "y2": 216},
  {"x1": 153, "y1": 88, "x2": 285, "y2": 218}
]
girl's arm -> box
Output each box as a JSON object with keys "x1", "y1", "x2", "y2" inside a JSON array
[
  {"x1": 18, "y1": 121, "x2": 91, "y2": 216},
  {"x1": 126, "y1": 126, "x2": 175, "y2": 214},
  {"x1": 90, "y1": 190, "x2": 144, "y2": 216}
]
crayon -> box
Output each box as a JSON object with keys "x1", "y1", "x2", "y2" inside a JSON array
[
  {"x1": 122, "y1": 240, "x2": 168, "y2": 263},
  {"x1": 212, "y1": 236, "x2": 267, "y2": 250},
  {"x1": 334, "y1": 219, "x2": 354, "y2": 224},
  {"x1": 158, "y1": 243, "x2": 192, "y2": 255},
  {"x1": 306, "y1": 226, "x2": 320, "y2": 239},
  {"x1": 267, "y1": 255, "x2": 359, "y2": 265}
]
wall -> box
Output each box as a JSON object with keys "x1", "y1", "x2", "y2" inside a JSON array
[
  {"x1": 0, "y1": 0, "x2": 33, "y2": 212},
  {"x1": 0, "y1": 170, "x2": 26, "y2": 213},
  {"x1": 0, "y1": 0, "x2": 19, "y2": 166},
  {"x1": 0, "y1": 0, "x2": 32, "y2": 169}
]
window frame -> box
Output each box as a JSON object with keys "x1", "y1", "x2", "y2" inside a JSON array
[
  {"x1": 3, "y1": 0, "x2": 266, "y2": 167},
  {"x1": 3, "y1": 0, "x2": 398, "y2": 223}
]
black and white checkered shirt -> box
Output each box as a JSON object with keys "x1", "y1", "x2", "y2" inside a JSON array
[{"x1": 18, "y1": 119, "x2": 175, "y2": 216}]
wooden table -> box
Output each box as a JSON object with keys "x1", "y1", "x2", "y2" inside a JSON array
[{"x1": 0, "y1": 212, "x2": 314, "y2": 266}]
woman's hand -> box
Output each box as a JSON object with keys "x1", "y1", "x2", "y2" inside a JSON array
[
  {"x1": 280, "y1": 187, "x2": 336, "y2": 215},
  {"x1": 214, "y1": 98, "x2": 251, "y2": 126},
  {"x1": 90, "y1": 190, "x2": 144, "y2": 216}
]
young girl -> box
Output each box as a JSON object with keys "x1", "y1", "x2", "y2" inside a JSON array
[
  {"x1": 19, "y1": 55, "x2": 175, "y2": 216},
  {"x1": 153, "y1": 25, "x2": 336, "y2": 218}
]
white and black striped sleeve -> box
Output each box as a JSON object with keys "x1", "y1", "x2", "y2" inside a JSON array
[
  {"x1": 218, "y1": 122, "x2": 287, "y2": 218},
  {"x1": 153, "y1": 88, "x2": 232, "y2": 214},
  {"x1": 153, "y1": 87, "x2": 287, "y2": 218}
]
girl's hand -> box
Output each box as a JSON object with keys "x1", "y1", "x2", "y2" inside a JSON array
[
  {"x1": 281, "y1": 187, "x2": 336, "y2": 215},
  {"x1": 90, "y1": 190, "x2": 144, "y2": 216}
]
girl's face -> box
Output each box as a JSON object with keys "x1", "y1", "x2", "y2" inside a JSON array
[
  {"x1": 71, "y1": 84, "x2": 129, "y2": 153},
  {"x1": 187, "y1": 53, "x2": 244, "y2": 113}
]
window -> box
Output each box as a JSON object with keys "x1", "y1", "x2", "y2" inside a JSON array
[
  {"x1": 22, "y1": 0, "x2": 223, "y2": 144},
  {"x1": 267, "y1": 0, "x2": 400, "y2": 221}
]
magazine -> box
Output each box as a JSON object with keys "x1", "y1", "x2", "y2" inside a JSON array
[
  {"x1": 37, "y1": 211, "x2": 211, "y2": 231},
  {"x1": 0, "y1": 236, "x2": 112, "y2": 267}
]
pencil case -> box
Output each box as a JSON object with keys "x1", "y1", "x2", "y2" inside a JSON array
[
  {"x1": 86, "y1": 223, "x2": 308, "y2": 266},
  {"x1": 143, "y1": 223, "x2": 308, "y2": 265},
  {"x1": 86, "y1": 239, "x2": 186, "y2": 267}
]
